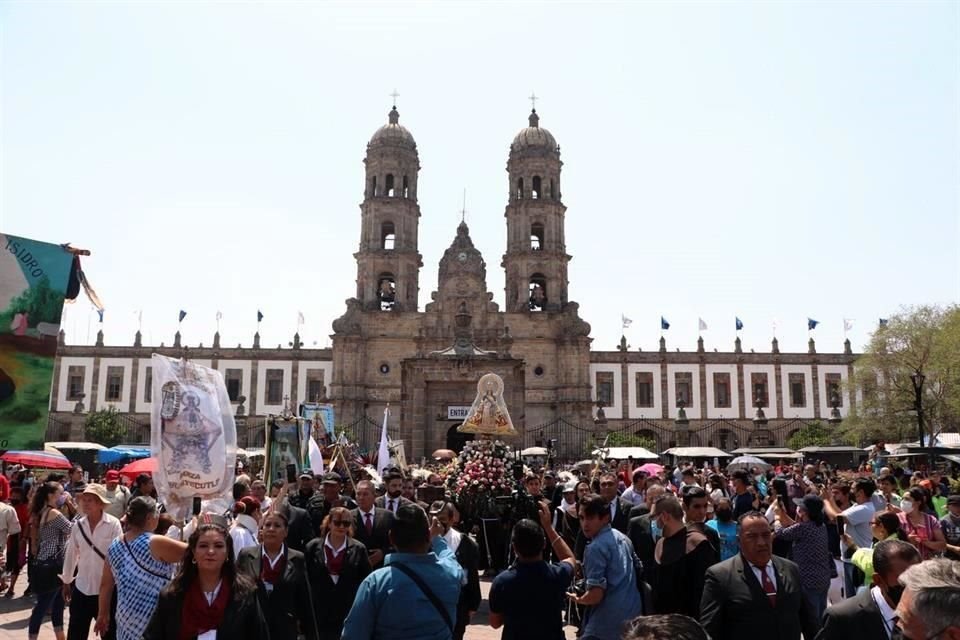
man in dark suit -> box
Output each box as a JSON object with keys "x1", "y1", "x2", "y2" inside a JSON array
[
  {"x1": 628, "y1": 484, "x2": 666, "y2": 585},
  {"x1": 700, "y1": 511, "x2": 817, "y2": 640},
  {"x1": 351, "y1": 479, "x2": 394, "y2": 569},
  {"x1": 282, "y1": 499, "x2": 316, "y2": 552},
  {"x1": 374, "y1": 470, "x2": 413, "y2": 515},
  {"x1": 599, "y1": 472, "x2": 631, "y2": 533},
  {"x1": 431, "y1": 501, "x2": 481, "y2": 640},
  {"x1": 816, "y1": 539, "x2": 921, "y2": 640}
]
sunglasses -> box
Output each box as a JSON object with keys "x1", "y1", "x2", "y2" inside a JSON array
[{"x1": 332, "y1": 520, "x2": 352, "y2": 527}]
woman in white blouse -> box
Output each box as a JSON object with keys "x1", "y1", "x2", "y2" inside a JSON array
[{"x1": 229, "y1": 496, "x2": 261, "y2": 559}]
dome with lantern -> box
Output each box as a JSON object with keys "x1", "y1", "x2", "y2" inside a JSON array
[
  {"x1": 510, "y1": 109, "x2": 558, "y2": 155},
  {"x1": 367, "y1": 106, "x2": 417, "y2": 151}
]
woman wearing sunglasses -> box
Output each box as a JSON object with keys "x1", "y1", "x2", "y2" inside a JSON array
[
  {"x1": 305, "y1": 506, "x2": 371, "y2": 640},
  {"x1": 237, "y1": 504, "x2": 318, "y2": 640}
]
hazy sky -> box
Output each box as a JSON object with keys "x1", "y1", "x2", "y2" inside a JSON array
[{"x1": 2, "y1": 1, "x2": 957, "y2": 355}]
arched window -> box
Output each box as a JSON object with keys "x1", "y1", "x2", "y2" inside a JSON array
[
  {"x1": 532, "y1": 176, "x2": 542, "y2": 199},
  {"x1": 371, "y1": 175, "x2": 378, "y2": 197},
  {"x1": 528, "y1": 273, "x2": 547, "y2": 311},
  {"x1": 516, "y1": 178, "x2": 524, "y2": 200},
  {"x1": 381, "y1": 221, "x2": 395, "y2": 250},
  {"x1": 402, "y1": 175, "x2": 409, "y2": 198},
  {"x1": 377, "y1": 273, "x2": 396, "y2": 310},
  {"x1": 530, "y1": 222, "x2": 544, "y2": 250},
  {"x1": 385, "y1": 174, "x2": 395, "y2": 197},
  {"x1": 549, "y1": 178, "x2": 555, "y2": 199}
]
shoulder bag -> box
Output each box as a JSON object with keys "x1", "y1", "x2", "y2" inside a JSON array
[{"x1": 390, "y1": 562, "x2": 454, "y2": 633}]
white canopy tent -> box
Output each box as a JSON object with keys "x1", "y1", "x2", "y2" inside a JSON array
[
  {"x1": 592, "y1": 446, "x2": 659, "y2": 460},
  {"x1": 662, "y1": 447, "x2": 733, "y2": 458}
]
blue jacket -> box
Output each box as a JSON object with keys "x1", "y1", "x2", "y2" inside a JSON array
[{"x1": 341, "y1": 535, "x2": 464, "y2": 640}]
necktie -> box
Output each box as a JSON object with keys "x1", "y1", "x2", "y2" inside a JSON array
[
  {"x1": 389, "y1": 499, "x2": 395, "y2": 513},
  {"x1": 365, "y1": 512, "x2": 373, "y2": 535},
  {"x1": 759, "y1": 564, "x2": 777, "y2": 607}
]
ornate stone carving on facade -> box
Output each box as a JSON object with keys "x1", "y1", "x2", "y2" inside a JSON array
[
  {"x1": 429, "y1": 301, "x2": 497, "y2": 359},
  {"x1": 557, "y1": 302, "x2": 591, "y2": 338},
  {"x1": 332, "y1": 299, "x2": 364, "y2": 335}
]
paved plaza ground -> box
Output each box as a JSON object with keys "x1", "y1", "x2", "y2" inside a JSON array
[{"x1": 0, "y1": 578, "x2": 578, "y2": 640}]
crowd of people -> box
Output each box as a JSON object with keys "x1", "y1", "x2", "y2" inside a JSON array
[{"x1": 1, "y1": 454, "x2": 959, "y2": 640}]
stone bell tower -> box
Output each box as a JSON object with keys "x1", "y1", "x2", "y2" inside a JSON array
[
  {"x1": 354, "y1": 104, "x2": 423, "y2": 311},
  {"x1": 501, "y1": 107, "x2": 571, "y2": 312}
]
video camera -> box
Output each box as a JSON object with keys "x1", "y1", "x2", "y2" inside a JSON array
[{"x1": 493, "y1": 457, "x2": 541, "y2": 523}]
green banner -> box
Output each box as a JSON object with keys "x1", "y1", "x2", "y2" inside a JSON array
[{"x1": 0, "y1": 234, "x2": 73, "y2": 449}]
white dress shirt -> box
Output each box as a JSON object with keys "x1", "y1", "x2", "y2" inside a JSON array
[
  {"x1": 443, "y1": 527, "x2": 462, "y2": 554},
  {"x1": 871, "y1": 586, "x2": 898, "y2": 639},
  {"x1": 324, "y1": 535, "x2": 347, "y2": 584},
  {"x1": 261, "y1": 544, "x2": 286, "y2": 593},
  {"x1": 60, "y1": 512, "x2": 123, "y2": 596},
  {"x1": 230, "y1": 514, "x2": 259, "y2": 559}
]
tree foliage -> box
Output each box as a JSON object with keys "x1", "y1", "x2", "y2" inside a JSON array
[
  {"x1": 84, "y1": 406, "x2": 125, "y2": 447},
  {"x1": 605, "y1": 430, "x2": 658, "y2": 452},
  {"x1": 845, "y1": 305, "x2": 960, "y2": 445},
  {"x1": 786, "y1": 421, "x2": 833, "y2": 450}
]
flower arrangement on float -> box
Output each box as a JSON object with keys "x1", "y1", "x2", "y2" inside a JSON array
[{"x1": 446, "y1": 439, "x2": 514, "y2": 496}]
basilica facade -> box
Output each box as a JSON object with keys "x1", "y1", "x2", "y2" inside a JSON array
[{"x1": 46, "y1": 107, "x2": 858, "y2": 460}]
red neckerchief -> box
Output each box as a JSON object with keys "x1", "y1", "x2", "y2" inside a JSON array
[
  {"x1": 260, "y1": 547, "x2": 286, "y2": 586},
  {"x1": 324, "y1": 543, "x2": 346, "y2": 576},
  {"x1": 179, "y1": 579, "x2": 231, "y2": 640}
]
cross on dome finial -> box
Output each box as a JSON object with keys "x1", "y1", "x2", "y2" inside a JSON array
[
  {"x1": 390, "y1": 88, "x2": 400, "y2": 108},
  {"x1": 460, "y1": 188, "x2": 467, "y2": 223},
  {"x1": 529, "y1": 92, "x2": 538, "y2": 112}
]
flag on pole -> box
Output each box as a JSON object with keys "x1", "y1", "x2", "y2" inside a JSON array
[
  {"x1": 216, "y1": 311, "x2": 223, "y2": 322},
  {"x1": 134, "y1": 309, "x2": 143, "y2": 330},
  {"x1": 843, "y1": 318, "x2": 854, "y2": 332},
  {"x1": 621, "y1": 314, "x2": 633, "y2": 329},
  {"x1": 808, "y1": 318, "x2": 819, "y2": 330},
  {"x1": 661, "y1": 317, "x2": 670, "y2": 330},
  {"x1": 308, "y1": 436, "x2": 325, "y2": 474},
  {"x1": 698, "y1": 318, "x2": 708, "y2": 331},
  {"x1": 257, "y1": 310, "x2": 264, "y2": 323},
  {"x1": 297, "y1": 311, "x2": 305, "y2": 326},
  {"x1": 879, "y1": 318, "x2": 889, "y2": 327},
  {"x1": 735, "y1": 317, "x2": 744, "y2": 331},
  {"x1": 178, "y1": 310, "x2": 187, "y2": 323},
  {"x1": 377, "y1": 406, "x2": 391, "y2": 475},
  {"x1": 96, "y1": 309, "x2": 104, "y2": 323}
]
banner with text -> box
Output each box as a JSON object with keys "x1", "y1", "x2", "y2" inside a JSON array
[{"x1": 0, "y1": 234, "x2": 73, "y2": 449}]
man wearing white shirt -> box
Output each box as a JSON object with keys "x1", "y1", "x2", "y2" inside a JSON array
[
  {"x1": 620, "y1": 470, "x2": 647, "y2": 507},
  {"x1": 60, "y1": 484, "x2": 123, "y2": 640},
  {"x1": 0, "y1": 499, "x2": 21, "y2": 572}
]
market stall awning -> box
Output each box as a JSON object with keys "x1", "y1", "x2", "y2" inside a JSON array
[
  {"x1": 45, "y1": 441, "x2": 106, "y2": 451},
  {"x1": 662, "y1": 447, "x2": 732, "y2": 458},
  {"x1": 593, "y1": 447, "x2": 659, "y2": 460},
  {"x1": 97, "y1": 446, "x2": 151, "y2": 465}
]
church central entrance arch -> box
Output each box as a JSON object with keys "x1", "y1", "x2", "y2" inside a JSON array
[{"x1": 446, "y1": 424, "x2": 474, "y2": 453}]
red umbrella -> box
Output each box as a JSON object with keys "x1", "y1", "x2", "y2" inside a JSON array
[
  {"x1": 1, "y1": 450, "x2": 72, "y2": 469},
  {"x1": 119, "y1": 457, "x2": 157, "y2": 479}
]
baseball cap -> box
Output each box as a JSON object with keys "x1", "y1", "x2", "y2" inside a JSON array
[
  {"x1": 299, "y1": 468, "x2": 314, "y2": 479},
  {"x1": 321, "y1": 472, "x2": 342, "y2": 485},
  {"x1": 947, "y1": 494, "x2": 960, "y2": 506},
  {"x1": 105, "y1": 470, "x2": 121, "y2": 482},
  {"x1": 81, "y1": 484, "x2": 111, "y2": 505}
]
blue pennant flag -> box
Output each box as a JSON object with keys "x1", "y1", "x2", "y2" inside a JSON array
[
  {"x1": 661, "y1": 316, "x2": 670, "y2": 330},
  {"x1": 178, "y1": 310, "x2": 187, "y2": 323},
  {"x1": 96, "y1": 309, "x2": 104, "y2": 323},
  {"x1": 879, "y1": 318, "x2": 889, "y2": 327},
  {"x1": 807, "y1": 317, "x2": 819, "y2": 330},
  {"x1": 735, "y1": 317, "x2": 743, "y2": 331},
  {"x1": 257, "y1": 310, "x2": 264, "y2": 323}
]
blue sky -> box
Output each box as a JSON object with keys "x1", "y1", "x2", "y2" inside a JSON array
[{"x1": 1, "y1": 1, "x2": 957, "y2": 354}]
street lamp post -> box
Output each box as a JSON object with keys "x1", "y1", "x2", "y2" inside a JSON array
[{"x1": 910, "y1": 371, "x2": 927, "y2": 464}]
